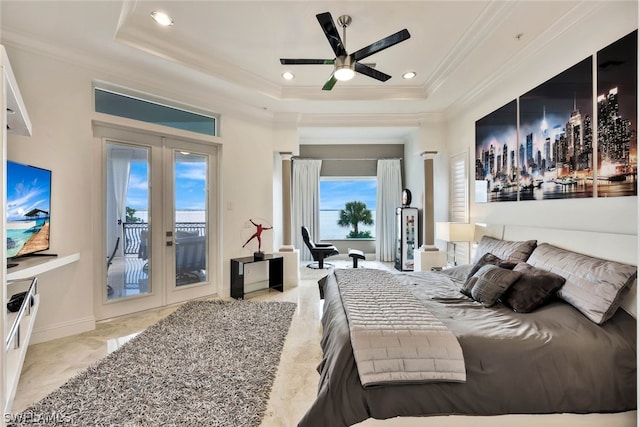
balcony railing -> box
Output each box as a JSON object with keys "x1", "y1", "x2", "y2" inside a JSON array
[{"x1": 123, "y1": 222, "x2": 206, "y2": 255}]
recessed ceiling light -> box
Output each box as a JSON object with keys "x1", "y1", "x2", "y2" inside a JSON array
[
  {"x1": 402, "y1": 71, "x2": 416, "y2": 79},
  {"x1": 281, "y1": 71, "x2": 295, "y2": 80},
  {"x1": 151, "y1": 11, "x2": 174, "y2": 26}
]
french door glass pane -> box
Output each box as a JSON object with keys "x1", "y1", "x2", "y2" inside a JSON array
[
  {"x1": 174, "y1": 151, "x2": 208, "y2": 287},
  {"x1": 106, "y1": 143, "x2": 151, "y2": 300}
]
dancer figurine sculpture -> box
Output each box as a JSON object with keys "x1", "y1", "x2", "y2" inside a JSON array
[{"x1": 242, "y1": 219, "x2": 273, "y2": 260}]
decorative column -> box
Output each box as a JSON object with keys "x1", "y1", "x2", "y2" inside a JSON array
[
  {"x1": 279, "y1": 152, "x2": 294, "y2": 251},
  {"x1": 414, "y1": 151, "x2": 446, "y2": 271},
  {"x1": 275, "y1": 152, "x2": 299, "y2": 287},
  {"x1": 421, "y1": 151, "x2": 437, "y2": 249}
]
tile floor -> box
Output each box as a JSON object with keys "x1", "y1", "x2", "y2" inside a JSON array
[{"x1": 11, "y1": 259, "x2": 390, "y2": 426}]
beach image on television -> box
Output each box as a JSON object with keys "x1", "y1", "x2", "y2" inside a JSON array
[{"x1": 6, "y1": 161, "x2": 51, "y2": 258}]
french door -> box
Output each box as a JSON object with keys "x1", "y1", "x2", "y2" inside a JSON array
[{"x1": 99, "y1": 129, "x2": 218, "y2": 320}]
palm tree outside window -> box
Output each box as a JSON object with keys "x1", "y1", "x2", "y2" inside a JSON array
[{"x1": 319, "y1": 178, "x2": 377, "y2": 240}]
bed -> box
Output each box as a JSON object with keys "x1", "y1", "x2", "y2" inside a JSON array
[{"x1": 298, "y1": 225, "x2": 637, "y2": 427}]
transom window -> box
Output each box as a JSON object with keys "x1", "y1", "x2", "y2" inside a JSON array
[
  {"x1": 94, "y1": 87, "x2": 217, "y2": 136},
  {"x1": 319, "y1": 178, "x2": 377, "y2": 240}
]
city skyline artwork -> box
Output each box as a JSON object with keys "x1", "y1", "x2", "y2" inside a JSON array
[{"x1": 475, "y1": 30, "x2": 637, "y2": 203}]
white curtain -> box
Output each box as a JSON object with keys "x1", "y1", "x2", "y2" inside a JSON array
[
  {"x1": 292, "y1": 159, "x2": 322, "y2": 261},
  {"x1": 376, "y1": 159, "x2": 402, "y2": 261},
  {"x1": 110, "y1": 149, "x2": 132, "y2": 257},
  {"x1": 111, "y1": 149, "x2": 133, "y2": 224}
]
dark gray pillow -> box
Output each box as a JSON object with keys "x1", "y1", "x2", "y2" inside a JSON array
[
  {"x1": 461, "y1": 253, "x2": 517, "y2": 297},
  {"x1": 501, "y1": 262, "x2": 566, "y2": 313},
  {"x1": 468, "y1": 264, "x2": 522, "y2": 307},
  {"x1": 472, "y1": 236, "x2": 537, "y2": 265}
]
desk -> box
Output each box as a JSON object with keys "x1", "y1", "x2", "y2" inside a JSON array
[{"x1": 230, "y1": 255, "x2": 284, "y2": 299}]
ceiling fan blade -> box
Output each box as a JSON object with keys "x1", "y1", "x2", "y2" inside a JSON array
[
  {"x1": 280, "y1": 59, "x2": 334, "y2": 65},
  {"x1": 355, "y1": 62, "x2": 391, "y2": 82},
  {"x1": 352, "y1": 29, "x2": 411, "y2": 62},
  {"x1": 322, "y1": 75, "x2": 338, "y2": 91},
  {"x1": 316, "y1": 12, "x2": 347, "y2": 58}
]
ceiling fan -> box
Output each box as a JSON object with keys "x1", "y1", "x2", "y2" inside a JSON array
[{"x1": 280, "y1": 12, "x2": 411, "y2": 90}]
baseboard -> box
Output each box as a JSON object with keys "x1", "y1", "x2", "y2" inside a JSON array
[{"x1": 30, "y1": 316, "x2": 96, "y2": 345}]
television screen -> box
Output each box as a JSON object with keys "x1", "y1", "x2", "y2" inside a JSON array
[{"x1": 6, "y1": 161, "x2": 52, "y2": 258}]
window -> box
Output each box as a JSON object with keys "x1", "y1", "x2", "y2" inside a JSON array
[
  {"x1": 449, "y1": 151, "x2": 469, "y2": 223},
  {"x1": 449, "y1": 151, "x2": 470, "y2": 263},
  {"x1": 319, "y1": 178, "x2": 376, "y2": 239},
  {"x1": 94, "y1": 87, "x2": 217, "y2": 136}
]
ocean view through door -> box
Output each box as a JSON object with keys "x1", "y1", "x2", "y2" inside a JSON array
[
  {"x1": 103, "y1": 134, "x2": 217, "y2": 317},
  {"x1": 165, "y1": 144, "x2": 211, "y2": 305}
]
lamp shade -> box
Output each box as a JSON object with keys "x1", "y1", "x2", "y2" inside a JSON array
[
  {"x1": 435, "y1": 222, "x2": 474, "y2": 242},
  {"x1": 473, "y1": 223, "x2": 488, "y2": 243}
]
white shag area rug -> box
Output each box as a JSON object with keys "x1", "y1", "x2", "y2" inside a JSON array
[{"x1": 10, "y1": 300, "x2": 297, "y2": 426}]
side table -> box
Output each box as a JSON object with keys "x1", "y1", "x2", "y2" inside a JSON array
[{"x1": 230, "y1": 254, "x2": 284, "y2": 299}]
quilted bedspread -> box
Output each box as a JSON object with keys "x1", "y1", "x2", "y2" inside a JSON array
[{"x1": 334, "y1": 269, "x2": 466, "y2": 387}]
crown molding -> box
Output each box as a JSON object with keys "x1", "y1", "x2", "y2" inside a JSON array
[
  {"x1": 295, "y1": 111, "x2": 443, "y2": 128},
  {"x1": 115, "y1": 23, "x2": 285, "y2": 100},
  {"x1": 444, "y1": 0, "x2": 603, "y2": 118},
  {"x1": 422, "y1": 1, "x2": 517, "y2": 99},
  {"x1": 1, "y1": 30, "x2": 280, "y2": 127},
  {"x1": 280, "y1": 84, "x2": 427, "y2": 101},
  {"x1": 3, "y1": 30, "x2": 437, "y2": 134}
]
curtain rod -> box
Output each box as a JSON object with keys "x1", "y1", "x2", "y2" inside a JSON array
[{"x1": 293, "y1": 157, "x2": 403, "y2": 161}]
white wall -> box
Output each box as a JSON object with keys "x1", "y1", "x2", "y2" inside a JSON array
[
  {"x1": 7, "y1": 50, "x2": 96, "y2": 341},
  {"x1": 5, "y1": 45, "x2": 278, "y2": 341},
  {"x1": 405, "y1": 120, "x2": 449, "y2": 250},
  {"x1": 442, "y1": 2, "x2": 638, "y2": 236}
]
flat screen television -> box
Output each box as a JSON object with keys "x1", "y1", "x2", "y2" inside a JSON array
[{"x1": 6, "y1": 160, "x2": 52, "y2": 260}]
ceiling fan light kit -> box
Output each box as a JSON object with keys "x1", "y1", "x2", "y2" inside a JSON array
[
  {"x1": 279, "y1": 12, "x2": 410, "y2": 90},
  {"x1": 334, "y1": 56, "x2": 355, "y2": 81}
]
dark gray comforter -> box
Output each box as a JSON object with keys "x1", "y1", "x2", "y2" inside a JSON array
[{"x1": 297, "y1": 269, "x2": 637, "y2": 427}]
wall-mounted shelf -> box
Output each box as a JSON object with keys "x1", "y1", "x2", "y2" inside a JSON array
[
  {"x1": 1, "y1": 43, "x2": 34, "y2": 414},
  {"x1": 3, "y1": 252, "x2": 79, "y2": 412},
  {"x1": 1, "y1": 46, "x2": 32, "y2": 136},
  {"x1": 7, "y1": 253, "x2": 81, "y2": 282},
  {"x1": 5, "y1": 277, "x2": 38, "y2": 412}
]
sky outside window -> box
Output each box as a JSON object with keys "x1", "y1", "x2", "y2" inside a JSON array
[
  {"x1": 320, "y1": 178, "x2": 377, "y2": 239},
  {"x1": 125, "y1": 159, "x2": 206, "y2": 222}
]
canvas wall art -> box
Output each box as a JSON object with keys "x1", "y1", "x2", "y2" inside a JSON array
[
  {"x1": 518, "y1": 57, "x2": 593, "y2": 200},
  {"x1": 474, "y1": 100, "x2": 517, "y2": 202},
  {"x1": 596, "y1": 30, "x2": 637, "y2": 197},
  {"x1": 475, "y1": 30, "x2": 637, "y2": 203}
]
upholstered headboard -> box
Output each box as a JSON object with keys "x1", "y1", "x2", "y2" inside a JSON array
[{"x1": 474, "y1": 224, "x2": 637, "y2": 318}]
